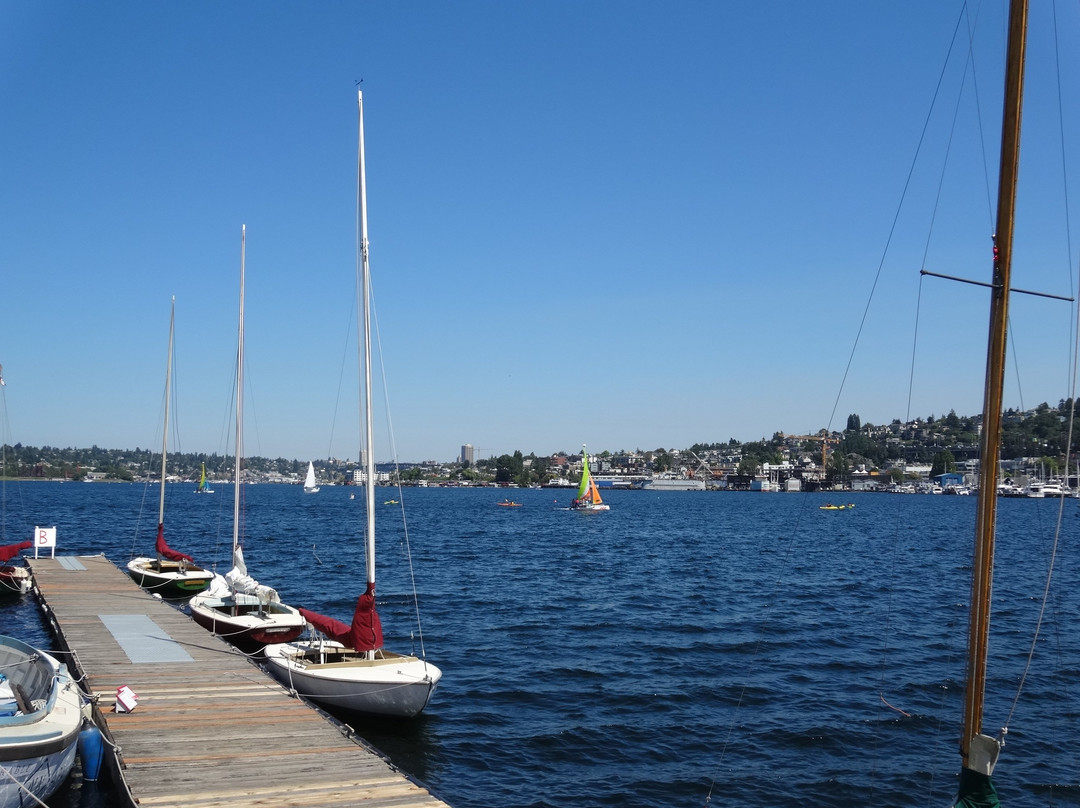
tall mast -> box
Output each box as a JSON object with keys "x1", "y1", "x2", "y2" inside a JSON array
[
  {"x1": 234, "y1": 225, "x2": 246, "y2": 554},
  {"x1": 158, "y1": 297, "x2": 175, "y2": 536},
  {"x1": 962, "y1": 0, "x2": 1027, "y2": 769},
  {"x1": 357, "y1": 90, "x2": 376, "y2": 596}
]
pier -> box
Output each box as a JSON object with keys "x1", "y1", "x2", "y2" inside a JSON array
[{"x1": 26, "y1": 554, "x2": 450, "y2": 808}]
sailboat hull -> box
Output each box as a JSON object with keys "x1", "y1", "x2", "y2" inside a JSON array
[
  {"x1": 189, "y1": 593, "x2": 306, "y2": 653},
  {"x1": 0, "y1": 566, "x2": 31, "y2": 596},
  {"x1": 126, "y1": 558, "x2": 214, "y2": 599},
  {"x1": 0, "y1": 635, "x2": 84, "y2": 808},
  {"x1": 263, "y1": 641, "x2": 441, "y2": 718}
]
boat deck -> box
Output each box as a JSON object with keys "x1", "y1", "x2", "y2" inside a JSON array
[{"x1": 26, "y1": 554, "x2": 451, "y2": 808}]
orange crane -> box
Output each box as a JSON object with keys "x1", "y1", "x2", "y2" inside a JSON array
[{"x1": 780, "y1": 433, "x2": 838, "y2": 470}]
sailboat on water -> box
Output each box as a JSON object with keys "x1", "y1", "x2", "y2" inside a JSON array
[
  {"x1": 570, "y1": 445, "x2": 609, "y2": 511},
  {"x1": 127, "y1": 298, "x2": 215, "y2": 599},
  {"x1": 263, "y1": 90, "x2": 441, "y2": 719},
  {"x1": 196, "y1": 463, "x2": 214, "y2": 494},
  {"x1": 188, "y1": 228, "x2": 306, "y2": 653},
  {"x1": 302, "y1": 461, "x2": 320, "y2": 494}
]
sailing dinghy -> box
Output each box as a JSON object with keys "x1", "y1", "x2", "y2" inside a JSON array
[
  {"x1": 127, "y1": 298, "x2": 214, "y2": 599},
  {"x1": 570, "y1": 445, "x2": 609, "y2": 511},
  {"x1": 0, "y1": 542, "x2": 32, "y2": 596},
  {"x1": 195, "y1": 463, "x2": 214, "y2": 494},
  {"x1": 264, "y1": 90, "x2": 441, "y2": 719},
  {"x1": 302, "y1": 461, "x2": 320, "y2": 494},
  {"x1": 188, "y1": 228, "x2": 306, "y2": 653}
]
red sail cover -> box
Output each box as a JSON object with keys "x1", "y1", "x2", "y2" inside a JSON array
[
  {"x1": 155, "y1": 525, "x2": 194, "y2": 563},
  {"x1": 0, "y1": 541, "x2": 31, "y2": 562},
  {"x1": 299, "y1": 583, "x2": 383, "y2": 652}
]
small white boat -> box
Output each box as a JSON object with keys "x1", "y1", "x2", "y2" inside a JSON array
[
  {"x1": 0, "y1": 634, "x2": 84, "y2": 807},
  {"x1": 302, "y1": 461, "x2": 320, "y2": 494},
  {"x1": 126, "y1": 299, "x2": 214, "y2": 599},
  {"x1": 265, "y1": 90, "x2": 441, "y2": 719},
  {"x1": 188, "y1": 228, "x2": 305, "y2": 653}
]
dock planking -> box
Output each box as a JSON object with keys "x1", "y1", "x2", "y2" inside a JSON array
[{"x1": 27, "y1": 554, "x2": 451, "y2": 808}]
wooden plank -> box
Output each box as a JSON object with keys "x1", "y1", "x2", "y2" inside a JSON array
[{"x1": 27, "y1": 555, "x2": 451, "y2": 808}]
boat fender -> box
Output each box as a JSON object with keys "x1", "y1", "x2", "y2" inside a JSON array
[{"x1": 78, "y1": 724, "x2": 104, "y2": 781}]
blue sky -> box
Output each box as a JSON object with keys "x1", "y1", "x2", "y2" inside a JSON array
[{"x1": 3, "y1": 1, "x2": 1080, "y2": 463}]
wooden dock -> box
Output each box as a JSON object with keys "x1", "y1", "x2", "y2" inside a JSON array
[{"x1": 27, "y1": 554, "x2": 451, "y2": 808}]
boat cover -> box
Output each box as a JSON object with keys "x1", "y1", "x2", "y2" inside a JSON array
[
  {"x1": 155, "y1": 525, "x2": 194, "y2": 563},
  {"x1": 224, "y1": 545, "x2": 279, "y2": 602},
  {"x1": 0, "y1": 541, "x2": 31, "y2": 562},
  {"x1": 955, "y1": 768, "x2": 1000, "y2": 807},
  {"x1": 299, "y1": 582, "x2": 383, "y2": 652}
]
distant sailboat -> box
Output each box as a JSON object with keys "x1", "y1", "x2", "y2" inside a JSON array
[
  {"x1": 571, "y1": 445, "x2": 609, "y2": 512},
  {"x1": 127, "y1": 298, "x2": 215, "y2": 599},
  {"x1": 303, "y1": 461, "x2": 320, "y2": 494},
  {"x1": 188, "y1": 228, "x2": 306, "y2": 652},
  {"x1": 264, "y1": 90, "x2": 442, "y2": 719},
  {"x1": 196, "y1": 462, "x2": 214, "y2": 494}
]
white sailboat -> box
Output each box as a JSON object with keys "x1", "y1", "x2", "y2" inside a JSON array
[
  {"x1": 189, "y1": 227, "x2": 306, "y2": 653},
  {"x1": 302, "y1": 461, "x2": 320, "y2": 494},
  {"x1": 264, "y1": 90, "x2": 441, "y2": 719},
  {"x1": 127, "y1": 298, "x2": 215, "y2": 599},
  {"x1": 0, "y1": 634, "x2": 84, "y2": 808}
]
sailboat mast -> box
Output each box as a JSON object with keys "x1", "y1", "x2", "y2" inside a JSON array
[
  {"x1": 357, "y1": 90, "x2": 376, "y2": 590},
  {"x1": 234, "y1": 225, "x2": 246, "y2": 554},
  {"x1": 963, "y1": 0, "x2": 1027, "y2": 767},
  {"x1": 158, "y1": 297, "x2": 175, "y2": 533}
]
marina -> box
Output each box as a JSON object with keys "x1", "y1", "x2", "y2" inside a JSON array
[{"x1": 21, "y1": 552, "x2": 449, "y2": 808}]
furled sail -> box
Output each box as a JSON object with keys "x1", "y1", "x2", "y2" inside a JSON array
[
  {"x1": 298, "y1": 582, "x2": 384, "y2": 652},
  {"x1": 155, "y1": 525, "x2": 194, "y2": 563},
  {"x1": 0, "y1": 541, "x2": 31, "y2": 562},
  {"x1": 224, "y1": 545, "x2": 280, "y2": 602}
]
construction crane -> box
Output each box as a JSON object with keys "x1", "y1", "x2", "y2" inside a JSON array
[{"x1": 780, "y1": 433, "x2": 839, "y2": 470}]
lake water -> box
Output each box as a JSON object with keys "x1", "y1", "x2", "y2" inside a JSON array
[{"x1": 2, "y1": 482, "x2": 1079, "y2": 807}]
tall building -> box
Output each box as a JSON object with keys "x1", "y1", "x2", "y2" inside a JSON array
[{"x1": 461, "y1": 444, "x2": 474, "y2": 465}]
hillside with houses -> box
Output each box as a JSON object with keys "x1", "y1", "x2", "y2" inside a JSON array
[{"x1": 2, "y1": 401, "x2": 1076, "y2": 493}]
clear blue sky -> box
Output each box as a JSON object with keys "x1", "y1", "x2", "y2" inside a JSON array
[{"x1": 3, "y1": 2, "x2": 1080, "y2": 463}]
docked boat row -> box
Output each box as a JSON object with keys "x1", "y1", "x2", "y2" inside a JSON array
[{"x1": 130, "y1": 94, "x2": 441, "y2": 719}]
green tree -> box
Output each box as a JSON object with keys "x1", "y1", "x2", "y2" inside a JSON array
[
  {"x1": 930, "y1": 449, "x2": 957, "y2": 476},
  {"x1": 846, "y1": 413, "x2": 861, "y2": 431}
]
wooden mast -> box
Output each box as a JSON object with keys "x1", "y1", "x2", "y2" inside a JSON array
[{"x1": 962, "y1": 0, "x2": 1027, "y2": 769}]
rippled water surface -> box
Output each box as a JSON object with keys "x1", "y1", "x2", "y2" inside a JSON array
[{"x1": 3, "y1": 482, "x2": 1080, "y2": 807}]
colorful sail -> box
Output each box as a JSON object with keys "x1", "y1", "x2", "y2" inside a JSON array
[{"x1": 196, "y1": 463, "x2": 212, "y2": 493}]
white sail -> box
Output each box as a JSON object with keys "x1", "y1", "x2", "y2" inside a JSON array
[{"x1": 303, "y1": 461, "x2": 320, "y2": 493}]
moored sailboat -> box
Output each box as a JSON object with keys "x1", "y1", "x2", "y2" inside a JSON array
[
  {"x1": 263, "y1": 90, "x2": 441, "y2": 719},
  {"x1": 0, "y1": 542, "x2": 32, "y2": 596},
  {"x1": 188, "y1": 228, "x2": 306, "y2": 653},
  {"x1": 127, "y1": 298, "x2": 214, "y2": 599},
  {"x1": 570, "y1": 445, "x2": 609, "y2": 511}
]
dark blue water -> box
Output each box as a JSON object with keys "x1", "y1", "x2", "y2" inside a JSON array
[{"x1": 3, "y1": 482, "x2": 1080, "y2": 807}]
